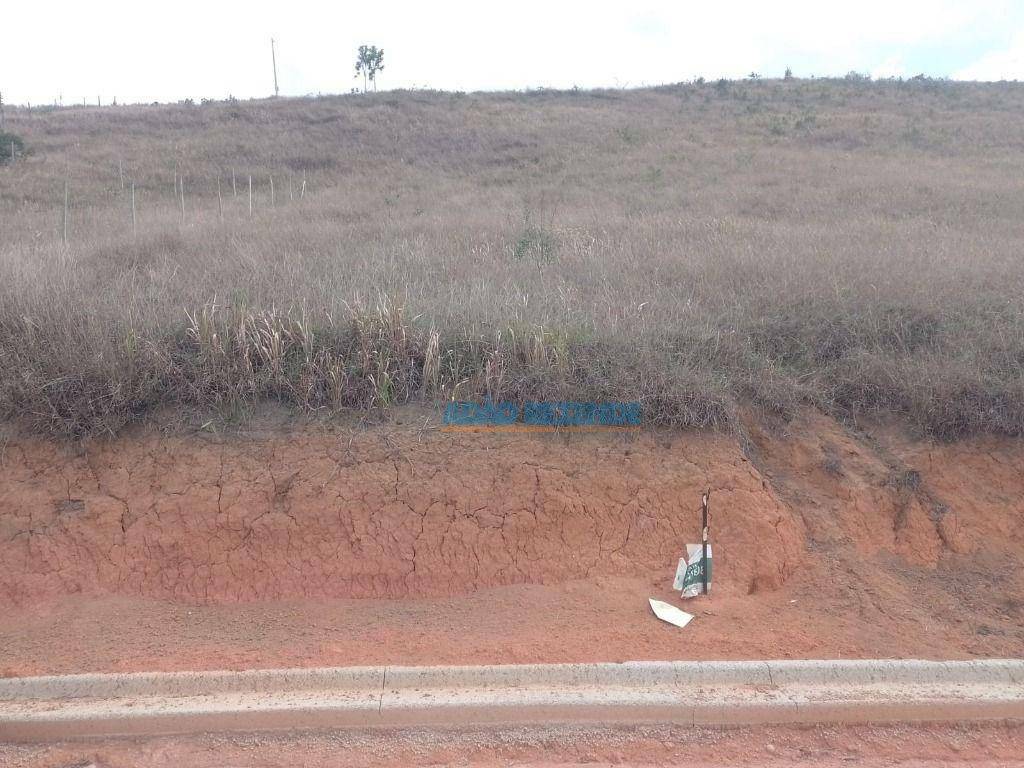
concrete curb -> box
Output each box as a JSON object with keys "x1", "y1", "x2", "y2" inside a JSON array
[{"x1": 1, "y1": 660, "x2": 1022, "y2": 741}]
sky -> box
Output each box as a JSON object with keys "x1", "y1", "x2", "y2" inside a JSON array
[{"x1": 3, "y1": 1, "x2": 1024, "y2": 105}]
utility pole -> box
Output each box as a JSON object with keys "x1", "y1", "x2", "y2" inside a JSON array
[{"x1": 271, "y1": 38, "x2": 279, "y2": 97}]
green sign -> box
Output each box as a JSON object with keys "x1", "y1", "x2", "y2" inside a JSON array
[{"x1": 681, "y1": 555, "x2": 712, "y2": 592}]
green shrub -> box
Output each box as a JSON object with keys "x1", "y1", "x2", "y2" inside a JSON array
[
  {"x1": 615, "y1": 125, "x2": 642, "y2": 146},
  {"x1": 0, "y1": 132, "x2": 24, "y2": 162},
  {"x1": 512, "y1": 224, "x2": 557, "y2": 263}
]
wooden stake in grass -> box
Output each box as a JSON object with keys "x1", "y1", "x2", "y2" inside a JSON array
[
  {"x1": 232, "y1": 169, "x2": 237, "y2": 197},
  {"x1": 300, "y1": 170, "x2": 306, "y2": 199},
  {"x1": 270, "y1": 175, "x2": 275, "y2": 207},
  {"x1": 180, "y1": 177, "x2": 185, "y2": 222},
  {"x1": 131, "y1": 181, "x2": 137, "y2": 237},
  {"x1": 217, "y1": 177, "x2": 223, "y2": 221},
  {"x1": 248, "y1": 175, "x2": 253, "y2": 217},
  {"x1": 118, "y1": 159, "x2": 124, "y2": 191},
  {"x1": 289, "y1": 176, "x2": 294, "y2": 201},
  {"x1": 62, "y1": 180, "x2": 69, "y2": 245}
]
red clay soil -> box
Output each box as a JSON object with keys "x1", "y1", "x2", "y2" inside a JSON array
[
  {"x1": 0, "y1": 419, "x2": 802, "y2": 604},
  {"x1": 0, "y1": 410, "x2": 1022, "y2": 674}
]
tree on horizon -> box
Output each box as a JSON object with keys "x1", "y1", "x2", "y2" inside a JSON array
[{"x1": 355, "y1": 45, "x2": 385, "y2": 93}]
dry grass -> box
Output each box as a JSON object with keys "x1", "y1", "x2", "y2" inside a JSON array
[{"x1": 1, "y1": 78, "x2": 1023, "y2": 438}]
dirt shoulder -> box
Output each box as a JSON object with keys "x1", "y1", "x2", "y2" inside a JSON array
[{"x1": 4, "y1": 722, "x2": 1024, "y2": 768}]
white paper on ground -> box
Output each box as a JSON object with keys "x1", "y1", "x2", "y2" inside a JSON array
[{"x1": 648, "y1": 598, "x2": 694, "y2": 628}]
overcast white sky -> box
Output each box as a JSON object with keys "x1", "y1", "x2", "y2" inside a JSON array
[{"x1": 3, "y1": 1, "x2": 1024, "y2": 105}]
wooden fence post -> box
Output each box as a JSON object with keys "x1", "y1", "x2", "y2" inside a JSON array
[{"x1": 62, "y1": 180, "x2": 69, "y2": 245}]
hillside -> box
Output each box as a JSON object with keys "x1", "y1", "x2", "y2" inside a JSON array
[{"x1": 2, "y1": 79, "x2": 1024, "y2": 438}]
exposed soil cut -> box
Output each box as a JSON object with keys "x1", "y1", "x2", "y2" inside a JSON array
[
  {"x1": 1, "y1": 410, "x2": 1022, "y2": 674},
  {"x1": 0, "y1": 423, "x2": 804, "y2": 604}
]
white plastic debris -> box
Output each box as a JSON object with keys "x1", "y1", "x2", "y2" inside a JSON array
[{"x1": 649, "y1": 598, "x2": 694, "y2": 628}]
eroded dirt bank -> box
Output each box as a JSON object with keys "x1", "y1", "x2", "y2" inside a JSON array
[
  {"x1": 1, "y1": 425, "x2": 806, "y2": 604},
  {"x1": 1, "y1": 412, "x2": 1022, "y2": 673}
]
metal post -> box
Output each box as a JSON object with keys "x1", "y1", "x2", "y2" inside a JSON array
[{"x1": 701, "y1": 490, "x2": 710, "y2": 595}]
